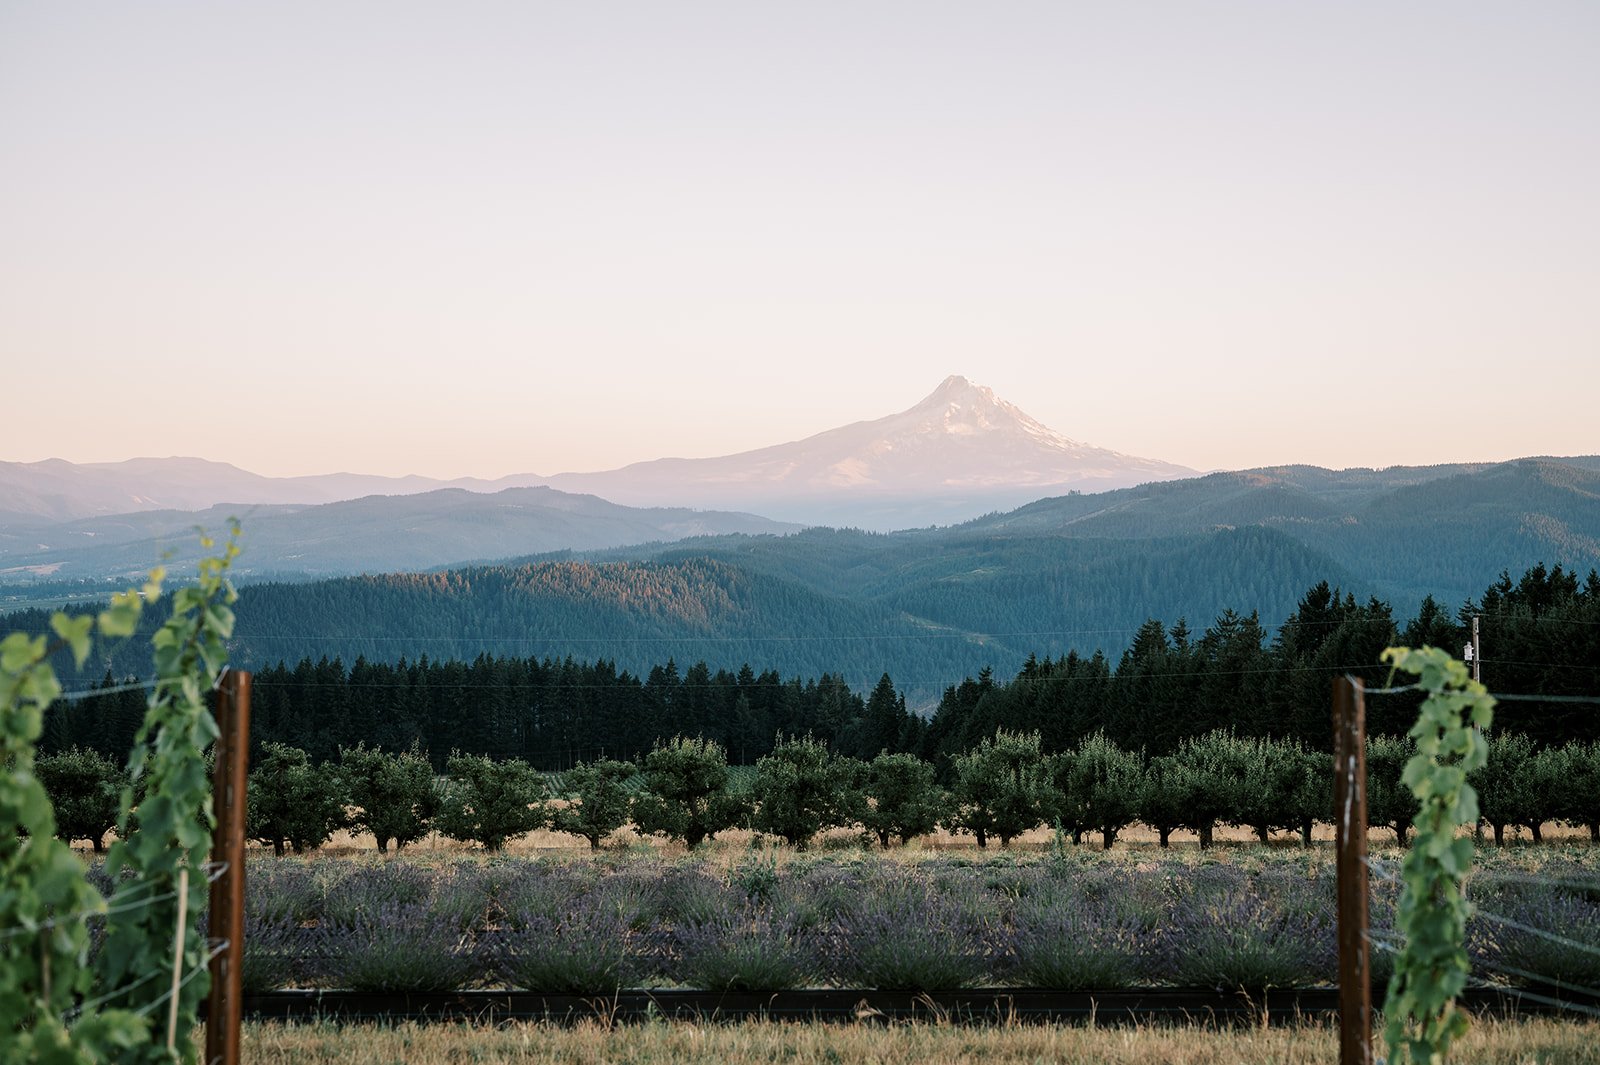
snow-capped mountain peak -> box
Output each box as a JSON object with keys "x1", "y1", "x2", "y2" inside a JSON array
[
  {"x1": 0, "y1": 378, "x2": 1197, "y2": 532},
  {"x1": 896, "y1": 375, "x2": 1087, "y2": 450},
  {"x1": 541, "y1": 376, "x2": 1197, "y2": 526}
]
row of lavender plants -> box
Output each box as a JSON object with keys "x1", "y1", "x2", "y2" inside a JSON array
[{"x1": 216, "y1": 854, "x2": 1600, "y2": 995}]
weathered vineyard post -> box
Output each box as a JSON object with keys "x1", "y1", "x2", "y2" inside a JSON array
[
  {"x1": 206, "y1": 669, "x2": 251, "y2": 1065},
  {"x1": 1333, "y1": 675, "x2": 1372, "y2": 1065}
]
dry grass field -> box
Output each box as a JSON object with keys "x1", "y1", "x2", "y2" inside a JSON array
[
  {"x1": 242, "y1": 816, "x2": 1589, "y2": 864},
  {"x1": 242, "y1": 1016, "x2": 1600, "y2": 1064}
]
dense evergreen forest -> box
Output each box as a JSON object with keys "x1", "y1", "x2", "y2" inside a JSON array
[
  {"x1": 5, "y1": 458, "x2": 1598, "y2": 707},
  {"x1": 2, "y1": 527, "x2": 1353, "y2": 703},
  {"x1": 36, "y1": 565, "x2": 1600, "y2": 771}
]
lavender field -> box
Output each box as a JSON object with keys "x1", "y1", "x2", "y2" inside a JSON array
[{"x1": 147, "y1": 848, "x2": 1600, "y2": 996}]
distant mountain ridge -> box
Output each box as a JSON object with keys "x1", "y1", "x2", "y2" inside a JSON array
[
  {"x1": 4, "y1": 380, "x2": 1597, "y2": 591},
  {"x1": 0, "y1": 486, "x2": 797, "y2": 582},
  {"x1": 0, "y1": 456, "x2": 548, "y2": 523},
  {"x1": 626, "y1": 457, "x2": 1600, "y2": 610},
  {"x1": 6, "y1": 456, "x2": 1599, "y2": 703},
  {"x1": 0, "y1": 377, "x2": 1193, "y2": 529}
]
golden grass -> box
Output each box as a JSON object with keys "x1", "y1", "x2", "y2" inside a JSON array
[
  {"x1": 242, "y1": 1016, "x2": 1600, "y2": 1064},
  {"x1": 278, "y1": 821, "x2": 1335, "y2": 860},
  {"x1": 191, "y1": 819, "x2": 1592, "y2": 877},
  {"x1": 74, "y1": 803, "x2": 1595, "y2": 864}
]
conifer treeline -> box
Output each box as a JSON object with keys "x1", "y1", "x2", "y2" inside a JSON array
[{"x1": 40, "y1": 566, "x2": 1600, "y2": 769}]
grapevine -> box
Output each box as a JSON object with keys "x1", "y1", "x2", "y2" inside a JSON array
[
  {"x1": 97, "y1": 521, "x2": 240, "y2": 1064},
  {"x1": 1, "y1": 573, "x2": 158, "y2": 1064},
  {"x1": 1380, "y1": 645, "x2": 1495, "y2": 1065}
]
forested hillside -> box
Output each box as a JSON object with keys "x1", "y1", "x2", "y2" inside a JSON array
[
  {"x1": 6, "y1": 457, "x2": 1597, "y2": 705},
  {"x1": 950, "y1": 458, "x2": 1600, "y2": 605},
  {"x1": 36, "y1": 565, "x2": 1600, "y2": 772},
  {"x1": 6, "y1": 527, "x2": 1346, "y2": 700},
  {"x1": 0, "y1": 485, "x2": 797, "y2": 581}
]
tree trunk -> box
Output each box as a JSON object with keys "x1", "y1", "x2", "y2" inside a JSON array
[
  {"x1": 1589, "y1": 822, "x2": 1599, "y2": 842},
  {"x1": 1300, "y1": 820, "x2": 1313, "y2": 847},
  {"x1": 974, "y1": 828, "x2": 987, "y2": 849},
  {"x1": 1492, "y1": 822, "x2": 1505, "y2": 846},
  {"x1": 1396, "y1": 823, "x2": 1409, "y2": 848},
  {"x1": 1198, "y1": 823, "x2": 1214, "y2": 849},
  {"x1": 588, "y1": 836, "x2": 601, "y2": 851},
  {"x1": 1531, "y1": 822, "x2": 1544, "y2": 844},
  {"x1": 876, "y1": 829, "x2": 891, "y2": 849},
  {"x1": 1101, "y1": 826, "x2": 1116, "y2": 850},
  {"x1": 1255, "y1": 824, "x2": 1271, "y2": 844},
  {"x1": 92, "y1": 834, "x2": 105, "y2": 854},
  {"x1": 377, "y1": 837, "x2": 389, "y2": 855},
  {"x1": 1158, "y1": 826, "x2": 1172, "y2": 848},
  {"x1": 1070, "y1": 827, "x2": 1083, "y2": 846},
  {"x1": 273, "y1": 839, "x2": 285, "y2": 858}
]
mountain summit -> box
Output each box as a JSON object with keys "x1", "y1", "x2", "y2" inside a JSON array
[
  {"x1": 0, "y1": 378, "x2": 1194, "y2": 532},
  {"x1": 542, "y1": 376, "x2": 1195, "y2": 527}
]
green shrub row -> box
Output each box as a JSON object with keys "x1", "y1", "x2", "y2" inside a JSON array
[{"x1": 37, "y1": 728, "x2": 1600, "y2": 855}]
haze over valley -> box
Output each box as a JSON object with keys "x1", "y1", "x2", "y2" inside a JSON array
[
  {"x1": 4, "y1": 378, "x2": 1596, "y2": 699},
  {"x1": 7, "y1": 10, "x2": 1600, "y2": 1055},
  {"x1": 5, "y1": 377, "x2": 1595, "y2": 604},
  {"x1": 0, "y1": 377, "x2": 1189, "y2": 533}
]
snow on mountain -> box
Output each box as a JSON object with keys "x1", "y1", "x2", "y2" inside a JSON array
[
  {"x1": 541, "y1": 376, "x2": 1195, "y2": 525},
  {"x1": 0, "y1": 378, "x2": 1194, "y2": 530}
]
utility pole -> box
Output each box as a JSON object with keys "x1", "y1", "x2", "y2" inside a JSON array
[
  {"x1": 1463, "y1": 615, "x2": 1482, "y2": 684},
  {"x1": 1472, "y1": 615, "x2": 1481, "y2": 684}
]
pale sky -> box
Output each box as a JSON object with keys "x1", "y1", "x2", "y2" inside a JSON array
[{"x1": 2, "y1": 2, "x2": 1596, "y2": 479}]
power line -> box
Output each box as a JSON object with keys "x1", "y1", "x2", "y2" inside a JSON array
[
  {"x1": 1481, "y1": 658, "x2": 1600, "y2": 672},
  {"x1": 56, "y1": 677, "x2": 154, "y2": 700},
  {"x1": 172, "y1": 660, "x2": 1417, "y2": 691},
  {"x1": 53, "y1": 659, "x2": 1596, "y2": 702},
  {"x1": 1363, "y1": 688, "x2": 1600, "y2": 706}
]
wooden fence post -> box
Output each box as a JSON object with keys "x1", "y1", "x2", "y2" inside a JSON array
[
  {"x1": 206, "y1": 670, "x2": 251, "y2": 1065},
  {"x1": 1333, "y1": 675, "x2": 1372, "y2": 1065}
]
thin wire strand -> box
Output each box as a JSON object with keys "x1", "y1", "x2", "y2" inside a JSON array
[
  {"x1": 215, "y1": 660, "x2": 1427, "y2": 689},
  {"x1": 1364, "y1": 859, "x2": 1403, "y2": 887},
  {"x1": 0, "y1": 883, "x2": 170, "y2": 942},
  {"x1": 1482, "y1": 656, "x2": 1600, "y2": 670},
  {"x1": 65, "y1": 964, "x2": 168, "y2": 1020},
  {"x1": 1469, "y1": 958, "x2": 1600, "y2": 1005},
  {"x1": 1469, "y1": 978, "x2": 1600, "y2": 1019},
  {"x1": 130, "y1": 940, "x2": 229, "y2": 1019},
  {"x1": 0, "y1": 862, "x2": 228, "y2": 941},
  {"x1": 1467, "y1": 871, "x2": 1600, "y2": 891},
  {"x1": 1472, "y1": 909, "x2": 1600, "y2": 959},
  {"x1": 56, "y1": 677, "x2": 155, "y2": 700},
  {"x1": 62, "y1": 935, "x2": 231, "y2": 1021}
]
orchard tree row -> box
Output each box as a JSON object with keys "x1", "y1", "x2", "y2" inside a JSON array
[
  {"x1": 37, "y1": 727, "x2": 1600, "y2": 855},
  {"x1": 39, "y1": 564, "x2": 1599, "y2": 769}
]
